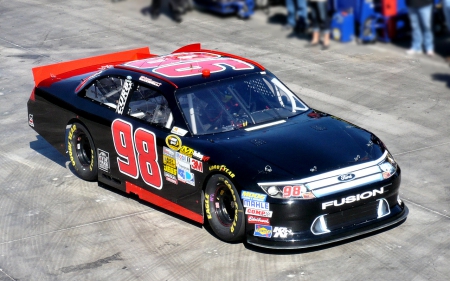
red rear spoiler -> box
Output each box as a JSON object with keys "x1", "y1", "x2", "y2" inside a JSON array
[
  {"x1": 172, "y1": 43, "x2": 265, "y2": 71},
  {"x1": 32, "y1": 47, "x2": 154, "y2": 87}
]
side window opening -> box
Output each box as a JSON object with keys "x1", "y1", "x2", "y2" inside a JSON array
[
  {"x1": 84, "y1": 76, "x2": 124, "y2": 110},
  {"x1": 127, "y1": 84, "x2": 173, "y2": 129}
]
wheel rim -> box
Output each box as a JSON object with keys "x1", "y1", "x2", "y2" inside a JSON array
[
  {"x1": 214, "y1": 183, "x2": 236, "y2": 226},
  {"x1": 75, "y1": 132, "x2": 92, "y2": 166}
]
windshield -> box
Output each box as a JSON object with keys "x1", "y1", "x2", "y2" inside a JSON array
[{"x1": 176, "y1": 72, "x2": 308, "y2": 135}]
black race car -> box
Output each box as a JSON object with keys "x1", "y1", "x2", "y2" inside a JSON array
[{"x1": 27, "y1": 43, "x2": 408, "y2": 249}]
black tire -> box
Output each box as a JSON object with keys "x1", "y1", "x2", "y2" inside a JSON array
[
  {"x1": 67, "y1": 123, "x2": 98, "y2": 181},
  {"x1": 204, "y1": 174, "x2": 245, "y2": 242}
]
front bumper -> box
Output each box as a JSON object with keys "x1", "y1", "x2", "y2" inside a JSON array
[{"x1": 246, "y1": 201, "x2": 408, "y2": 249}]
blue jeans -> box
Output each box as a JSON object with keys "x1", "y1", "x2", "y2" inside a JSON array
[
  {"x1": 407, "y1": 4, "x2": 433, "y2": 52},
  {"x1": 286, "y1": 0, "x2": 308, "y2": 28},
  {"x1": 444, "y1": 0, "x2": 450, "y2": 33}
]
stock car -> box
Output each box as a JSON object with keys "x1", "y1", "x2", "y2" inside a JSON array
[{"x1": 27, "y1": 43, "x2": 408, "y2": 249}]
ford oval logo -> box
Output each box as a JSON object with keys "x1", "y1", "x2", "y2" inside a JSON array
[{"x1": 338, "y1": 173, "x2": 356, "y2": 182}]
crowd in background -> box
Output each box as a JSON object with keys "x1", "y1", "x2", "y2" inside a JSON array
[{"x1": 113, "y1": 0, "x2": 450, "y2": 59}]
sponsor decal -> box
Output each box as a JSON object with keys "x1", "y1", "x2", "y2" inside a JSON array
[
  {"x1": 28, "y1": 114, "x2": 34, "y2": 127},
  {"x1": 245, "y1": 208, "x2": 273, "y2": 218},
  {"x1": 176, "y1": 152, "x2": 190, "y2": 169},
  {"x1": 248, "y1": 216, "x2": 270, "y2": 225},
  {"x1": 179, "y1": 145, "x2": 195, "y2": 158},
  {"x1": 178, "y1": 167, "x2": 195, "y2": 186},
  {"x1": 163, "y1": 146, "x2": 176, "y2": 158},
  {"x1": 165, "y1": 135, "x2": 182, "y2": 151},
  {"x1": 283, "y1": 185, "x2": 307, "y2": 198},
  {"x1": 254, "y1": 224, "x2": 272, "y2": 238},
  {"x1": 209, "y1": 165, "x2": 235, "y2": 178},
  {"x1": 164, "y1": 165, "x2": 177, "y2": 176},
  {"x1": 164, "y1": 172, "x2": 178, "y2": 184},
  {"x1": 272, "y1": 227, "x2": 293, "y2": 238},
  {"x1": 322, "y1": 187, "x2": 385, "y2": 210},
  {"x1": 338, "y1": 173, "x2": 356, "y2": 182},
  {"x1": 190, "y1": 158, "x2": 203, "y2": 173},
  {"x1": 98, "y1": 149, "x2": 110, "y2": 173},
  {"x1": 193, "y1": 150, "x2": 209, "y2": 162},
  {"x1": 116, "y1": 77, "x2": 133, "y2": 115},
  {"x1": 163, "y1": 155, "x2": 177, "y2": 168},
  {"x1": 243, "y1": 199, "x2": 270, "y2": 210},
  {"x1": 139, "y1": 76, "x2": 162, "y2": 87},
  {"x1": 163, "y1": 153, "x2": 177, "y2": 178},
  {"x1": 170, "y1": 126, "x2": 188, "y2": 136},
  {"x1": 241, "y1": 191, "x2": 267, "y2": 202}
]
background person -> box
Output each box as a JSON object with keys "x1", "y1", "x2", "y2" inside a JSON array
[
  {"x1": 307, "y1": 0, "x2": 330, "y2": 49},
  {"x1": 284, "y1": 0, "x2": 308, "y2": 32},
  {"x1": 405, "y1": 0, "x2": 434, "y2": 56}
]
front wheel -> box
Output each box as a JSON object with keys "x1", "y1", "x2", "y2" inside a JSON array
[
  {"x1": 67, "y1": 123, "x2": 98, "y2": 181},
  {"x1": 204, "y1": 175, "x2": 245, "y2": 242}
]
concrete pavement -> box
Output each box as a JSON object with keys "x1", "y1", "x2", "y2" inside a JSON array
[{"x1": 0, "y1": 0, "x2": 449, "y2": 280}]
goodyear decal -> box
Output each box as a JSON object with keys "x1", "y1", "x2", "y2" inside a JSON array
[
  {"x1": 67, "y1": 124, "x2": 77, "y2": 170},
  {"x1": 209, "y1": 165, "x2": 235, "y2": 178},
  {"x1": 254, "y1": 224, "x2": 272, "y2": 238},
  {"x1": 241, "y1": 191, "x2": 267, "y2": 202}
]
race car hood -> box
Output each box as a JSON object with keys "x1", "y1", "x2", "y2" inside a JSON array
[{"x1": 210, "y1": 111, "x2": 386, "y2": 181}]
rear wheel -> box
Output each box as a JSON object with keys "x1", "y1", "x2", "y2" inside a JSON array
[
  {"x1": 67, "y1": 123, "x2": 98, "y2": 181},
  {"x1": 204, "y1": 175, "x2": 245, "y2": 242}
]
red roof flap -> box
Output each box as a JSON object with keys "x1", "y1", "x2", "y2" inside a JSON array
[
  {"x1": 200, "y1": 48, "x2": 265, "y2": 71},
  {"x1": 172, "y1": 43, "x2": 202, "y2": 53},
  {"x1": 32, "y1": 47, "x2": 153, "y2": 87}
]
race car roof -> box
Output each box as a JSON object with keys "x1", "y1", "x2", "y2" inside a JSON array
[
  {"x1": 116, "y1": 43, "x2": 265, "y2": 89},
  {"x1": 32, "y1": 43, "x2": 265, "y2": 89}
]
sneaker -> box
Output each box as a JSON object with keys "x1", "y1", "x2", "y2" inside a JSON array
[
  {"x1": 426, "y1": 50, "x2": 435, "y2": 56},
  {"x1": 406, "y1": 49, "x2": 421, "y2": 55}
]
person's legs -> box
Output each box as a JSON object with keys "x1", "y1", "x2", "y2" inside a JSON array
[
  {"x1": 407, "y1": 7, "x2": 423, "y2": 52},
  {"x1": 309, "y1": 2, "x2": 320, "y2": 44},
  {"x1": 418, "y1": 4, "x2": 434, "y2": 54},
  {"x1": 296, "y1": 0, "x2": 308, "y2": 29},
  {"x1": 443, "y1": 0, "x2": 450, "y2": 33},
  {"x1": 285, "y1": 0, "x2": 297, "y2": 28},
  {"x1": 316, "y1": 1, "x2": 330, "y2": 47},
  {"x1": 150, "y1": 0, "x2": 163, "y2": 18}
]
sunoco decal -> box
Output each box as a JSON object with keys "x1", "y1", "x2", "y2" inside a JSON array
[{"x1": 254, "y1": 224, "x2": 272, "y2": 238}]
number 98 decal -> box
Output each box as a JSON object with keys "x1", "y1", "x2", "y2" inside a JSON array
[{"x1": 112, "y1": 119, "x2": 163, "y2": 189}]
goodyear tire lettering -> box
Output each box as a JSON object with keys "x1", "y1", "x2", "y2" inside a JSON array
[
  {"x1": 204, "y1": 174, "x2": 245, "y2": 242},
  {"x1": 67, "y1": 123, "x2": 98, "y2": 181}
]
